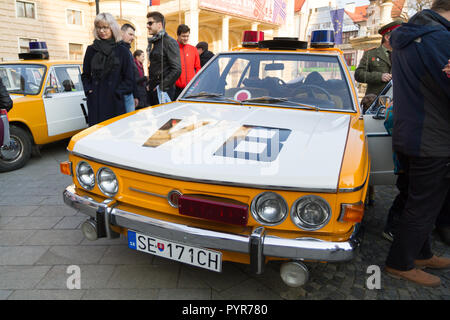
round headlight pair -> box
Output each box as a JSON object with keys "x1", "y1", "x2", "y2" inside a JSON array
[
  {"x1": 76, "y1": 161, "x2": 118, "y2": 197},
  {"x1": 291, "y1": 195, "x2": 331, "y2": 231},
  {"x1": 251, "y1": 192, "x2": 331, "y2": 230}
]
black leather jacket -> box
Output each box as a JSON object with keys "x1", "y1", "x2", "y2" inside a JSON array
[
  {"x1": 147, "y1": 31, "x2": 181, "y2": 92},
  {"x1": 0, "y1": 78, "x2": 13, "y2": 112}
]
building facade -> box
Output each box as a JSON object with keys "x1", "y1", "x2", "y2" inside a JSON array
[{"x1": 0, "y1": 0, "x2": 149, "y2": 62}]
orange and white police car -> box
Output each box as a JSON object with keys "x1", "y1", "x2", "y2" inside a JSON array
[
  {"x1": 0, "y1": 42, "x2": 87, "y2": 172},
  {"x1": 62, "y1": 31, "x2": 393, "y2": 287}
]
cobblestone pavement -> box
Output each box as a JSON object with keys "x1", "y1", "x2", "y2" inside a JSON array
[{"x1": 0, "y1": 140, "x2": 449, "y2": 300}]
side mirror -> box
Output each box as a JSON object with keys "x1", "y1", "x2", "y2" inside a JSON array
[
  {"x1": 44, "y1": 86, "x2": 57, "y2": 98},
  {"x1": 372, "y1": 95, "x2": 392, "y2": 120},
  {"x1": 378, "y1": 95, "x2": 392, "y2": 109}
]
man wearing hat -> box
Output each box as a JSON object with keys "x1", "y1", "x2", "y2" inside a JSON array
[{"x1": 355, "y1": 20, "x2": 402, "y2": 95}]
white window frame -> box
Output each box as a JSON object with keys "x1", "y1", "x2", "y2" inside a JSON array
[
  {"x1": 66, "y1": 8, "x2": 84, "y2": 26},
  {"x1": 67, "y1": 43, "x2": 84, "y2": 61},
  {"x1": 15, "y1": 0, "x2": 37, "y2": 19},
  {"x1": 18, "y1": 37, "x2": 38, "y2": 54}
]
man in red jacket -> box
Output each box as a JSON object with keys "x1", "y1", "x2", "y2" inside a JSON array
[{"x1": 174, "y1": 24, "x2": 201, "y2": 99}]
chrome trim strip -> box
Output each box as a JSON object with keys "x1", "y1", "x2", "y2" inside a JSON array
[
  {"x1": 69, "y1": 151, "x2": 337, "y2": 193},
  {"x1": 63, "y1": 184, "x2": 362, "y2": 264},
  {"x1": 129, "y1": 187, "x2": 166, "y2": 198}
]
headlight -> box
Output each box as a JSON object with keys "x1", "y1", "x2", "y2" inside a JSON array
[
  {"x1": 251, "y1": 192, "x2": 288, "y2": 225},
  {"x1": 76, "y1": 161, "x2": 95, "y2": 190},
  {"x1": 291, "y1": 195, "x2": 331, "y2": 230},
  {"x1": 97, "y1": 167, "x2": 118, "y2": 197}
]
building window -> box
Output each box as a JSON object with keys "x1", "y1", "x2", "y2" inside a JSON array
[
  {"x1": 19, "y1": 38, "x2": 38, "y2": 53},
  {"x1": 16, "y1": 1, "x2": 35, "y2": 19},
  {"x1": 69, "y1": 43, "x2": 83, "y2": 60},
  {"x1": 342, "y1": 31, "x2": 358, "y2": 44},
  {"x1": 67, "y1": 9, "x2": 82, "y2": 25}
]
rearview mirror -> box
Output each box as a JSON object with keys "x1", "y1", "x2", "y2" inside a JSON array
[
  {"x1": 264, "y1": 63, "x2": 284, "y2": 71},
  {"x1": 44, "y1": 86, "x2": 58, "y2": 98}
]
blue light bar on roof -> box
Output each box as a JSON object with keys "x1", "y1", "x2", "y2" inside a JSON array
[
  {"x1": 310, "y1": 30, "x2": 335, "y2": 48},
  {"x1": 29, "y1": 41, "x2": 48, "y2": 51}
]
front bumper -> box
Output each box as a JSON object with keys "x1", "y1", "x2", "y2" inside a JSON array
[{"x1": 63, "y1": 184, "x2": 363, "y2": 273}]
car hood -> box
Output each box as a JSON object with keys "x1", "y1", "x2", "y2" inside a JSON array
[{"x1": 72, "y1": 102, "x2": 351, "y2": 191}]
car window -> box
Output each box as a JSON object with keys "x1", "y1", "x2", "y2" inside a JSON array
[
  {"x1": 183, "y1": 53, "x2": 354, "y2": 111},
  {"x1": 365, "y1": 82, "x2": 393, "y2": 115},
  {"x1": 48, "y1": 66, "x2": 83, "y2": 93},
  {"x1": 0, "y1": 64, "x2": 46, "y2": 95}
]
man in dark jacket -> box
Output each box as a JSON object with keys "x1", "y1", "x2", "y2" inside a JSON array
[
  {"x1": 196, "y1": 42, "x2": 214, "y2": 68},
  {"x1": 0, "y1": 78, "x2": 13, "y2": 147},
  {"x1": 355, "y1": 20, "x2": 402, "y2": 95},
  {"x1": 146, "y1": 11, "x2": 181, "y2": 105},
  {"x1": 384, "y1": 0, "x2": 450, "y2": 287}
]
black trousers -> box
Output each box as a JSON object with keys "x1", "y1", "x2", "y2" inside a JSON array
[{"x1": 385, "y1": 154, "x2": 450, "y2": 271}]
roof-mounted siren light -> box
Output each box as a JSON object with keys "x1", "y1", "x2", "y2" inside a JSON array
[
  {"x1": 310, "y1": 30, "x2": 335, "y2": 48},
  {"x1": 18, "y1": 41, "x2": 49, "y2": 60},
  {"x1": 242, "y1": 31, "x2": 264, "y2": 47}
]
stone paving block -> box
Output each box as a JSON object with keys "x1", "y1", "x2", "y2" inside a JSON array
[
  {"x1": 36, "y1": 246, "x2": 108, "y2": 265},
  {"x1": 1, "y1": 216, "x2": 62, "y2": 230},
  {"x1": 53, "y1": 216, "x2": 85, "y2": 230},
  {"x1": 39, "y1": 195, "x2": 67, "y2": 206},
  {"x1": 0, "y1": 195, "x2": 48, "y2": 206},
  {"x1": 0, "y1": 216, "x2": 15, "y2": 227},
  {"x1": 8, "y1": 289, "x2": 85, "y2": 300},
  {"x1": 0, "y1": 266, "x2": 51, "y2": 289},
  {"x1": 80, "y1": 235, "x2": 128, "y2": 246},
  {"x1": 157, "y1": 288, "x2": 211, "y2": 300},
  {"x1": 81, "y1": 288, "x2": 158, "y2": 300},
  {"x1": 0, "y1": 230, "x2": 36, "y2": 246},
  {"x1": 0, "y1": 246, "x2": 49, "y2": 265},
  {"x1": 0, "y1": 290, "x2": 12, "y2": 300},
  {"x1": 29, "y1": 205, "x2": 78, "y2": 217},
  {"x1": 0, "y1": 206, "x2": 39, "y2": 217},
  {"x1": 177, "y1": 265, "x2": 214, "y2": 289},
  {"x1": 212, "y1": 278, "x2": 281, "y2": 300},
  {"x1": 106, "y1": 264, "x2": 179, "y2": 289},
  {"x1": 99, "y1": 245, "x2": 153, "y2": 265},
  {"x1": 180, "y1": 262, "x2": 249, "y2": 292},
  {"x1": 36, "y1": 265, "x2": 115, "y2": 290},
  {"x1": 23, "y1": 230, "x2": 85, "y2": 246}
]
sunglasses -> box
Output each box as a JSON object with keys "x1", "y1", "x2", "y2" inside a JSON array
[{"x1": 147, "y1": 21, "x2": 156, "y2": 26}]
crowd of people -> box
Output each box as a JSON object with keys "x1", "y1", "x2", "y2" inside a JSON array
[
  {"x1": 80, "y1": 11, "x2": 214, "y2": 126},
  {"x1": 1, "y1": 1, "x2": 449, "y2": 289}
]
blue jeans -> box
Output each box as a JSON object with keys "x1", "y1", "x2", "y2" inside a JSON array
[{"x1": 124, "y1": 94, "x2": 135, "y2": 113}]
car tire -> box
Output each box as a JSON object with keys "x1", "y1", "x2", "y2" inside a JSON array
[{"x1": 0, "y1": 125, "x2": 32, "y2": 172}]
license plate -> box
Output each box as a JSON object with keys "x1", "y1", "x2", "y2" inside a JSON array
[{"x1": 127, "y1": 230, "x2": 222, "y2": 272}]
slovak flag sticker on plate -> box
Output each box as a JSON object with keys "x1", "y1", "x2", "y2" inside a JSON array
[{"x1": 157, "y1": 242, "x2": 164, "y2": 252}]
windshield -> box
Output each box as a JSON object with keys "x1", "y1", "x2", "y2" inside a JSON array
[
  {"x1": 0, "y1": 64, "x2": 46, "y2": 95},
  {"x1": 182, "y1": 53, "x2": 354, "y2": 111}
]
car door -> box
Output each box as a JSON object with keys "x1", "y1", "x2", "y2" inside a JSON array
[
  {"x1": 42, "y1": 65, "x2": 88, "y2": 136},
  {"x1": 363, "y1": 81, "x2": 396, "y2": 185}
]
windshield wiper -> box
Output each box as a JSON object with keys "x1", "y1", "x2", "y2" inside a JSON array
[
  {"x1": 241, "y1": 96, "x2": 319, "y2": 111},
  {"x1": 183, "y1": 92, "x2": 241, "y2": 104}
]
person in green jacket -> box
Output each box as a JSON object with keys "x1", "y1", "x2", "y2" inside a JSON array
[{"x1": 355, "y1": 20, "x2": 402, "y2": 96}]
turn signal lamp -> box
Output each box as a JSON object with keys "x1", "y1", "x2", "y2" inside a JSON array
[
  {"x1": 60, "y1": 161, "x2": 73, "y2": 176},
  {"x1": 242, "y1": 31, "x2": 264, "y2": 47},
  {"x1": 339, "y1": 202, "x2": 364, "y2": 223},
  {"x1": 310, "y1": 30, "x2": 335, "y2": 48}
]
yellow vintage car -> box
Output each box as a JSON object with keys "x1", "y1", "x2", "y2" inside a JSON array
[
  {"x1": 0, "y1": 42, "x2": 87, "y2": 172},
  {"x1": 62, "y1": 31, "x2": 393, "y2": 287}
]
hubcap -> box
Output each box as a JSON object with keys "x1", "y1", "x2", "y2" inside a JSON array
[{"x1": 0, "y1": 137, "x2": 23, "y2": 162}]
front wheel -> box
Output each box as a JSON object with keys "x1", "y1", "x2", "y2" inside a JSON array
[{"x1": 0, "y1": 126, "x2": 32, "y2": 172}]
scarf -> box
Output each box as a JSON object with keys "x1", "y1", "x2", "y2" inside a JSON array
[
  {"x1": 134, "y1": 58, "x2": 144, "y2": 78},
  {"x1": 91, "y1": 38, "x2": 118, "y2": 80}
]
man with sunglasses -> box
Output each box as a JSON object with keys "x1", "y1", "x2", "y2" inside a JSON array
[{"x1": 146, "y1": 11, "x2": 181, "y2": 105}]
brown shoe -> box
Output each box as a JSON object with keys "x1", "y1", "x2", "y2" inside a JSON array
[
  {"x1": 415, "y1": 255, "x2": 450, "y2": 269},
  {"x1": 385, "y1": 266, "x2": 441, "y2": 287}
]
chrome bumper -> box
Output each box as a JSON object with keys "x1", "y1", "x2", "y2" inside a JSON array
[{"x1": 63, "y1": 184, "x2": 362, "y2": 273}]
